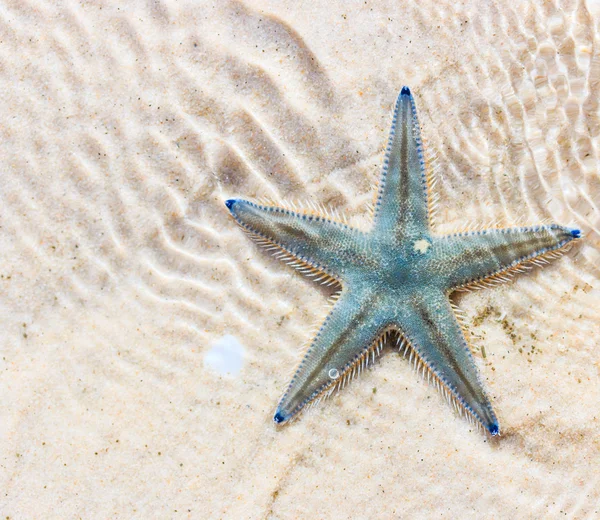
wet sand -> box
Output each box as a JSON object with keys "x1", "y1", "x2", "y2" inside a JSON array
[{"x1": 1, "y1": 0, "x2": 599, "y2": 518}]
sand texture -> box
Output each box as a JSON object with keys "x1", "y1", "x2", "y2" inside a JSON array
[{"x1": 1, "y1": 0, "x2": 600, "y2": 518}]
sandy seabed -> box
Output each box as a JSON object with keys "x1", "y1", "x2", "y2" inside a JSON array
[{"x1": 1, "y1": 0, "x2": 599, "y2": 518}]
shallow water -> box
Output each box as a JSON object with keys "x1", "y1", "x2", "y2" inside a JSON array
[{"x1": 1, "y1": 0, "x2": 599, "y2": 518}]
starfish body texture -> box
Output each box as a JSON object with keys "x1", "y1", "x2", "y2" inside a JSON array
[{"x1": 225, "y1": 87, "x2": 581, "y2": 435}]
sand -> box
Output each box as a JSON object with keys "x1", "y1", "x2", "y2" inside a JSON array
[{"x1": 1, "y1": 0, "x2": 599, "y2": 518}]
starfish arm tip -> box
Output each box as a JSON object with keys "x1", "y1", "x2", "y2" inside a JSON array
[
  {"x1": 400, "y1": 85, "x2": 411, "y2": 96},
  {"x1": 273, "y1": 410, "x2": 288, "y2": 425},
  {"x1": 569, "y1": 228, "x2": 582, "y2": 239},
  {"x1": 488, "y1": 421, "x2": 500, "y2": 436},
  {"x1": 225, "y1": 198, "x2": 237, "y2": 210}
]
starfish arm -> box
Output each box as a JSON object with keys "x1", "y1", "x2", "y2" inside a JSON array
[
  {"x1": 274, "y1": 289, "x2": 389, "y2": 423},
  {"x1": 374, "y1": 87, "x2": 430, "y2": 237},
  {"x1": 226, "y1": 198, "x2": 368, "y2": 282},
  {"x1": 396, "y1": 290, "x2": 499, "y2": 434},
  {"x1": 437, "y1": 225, "x2": 581, "y2": 290}
]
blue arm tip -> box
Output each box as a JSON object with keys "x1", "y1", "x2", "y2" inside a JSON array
[
  {"x1": 488, "y1": 422, "x2": 500, "y2": 436},
  {"x1": 273, "y1": 410, "x2": 287, "y2": 424},
  {"x1": 400, "y1": 86, "x2": 411, "y2": 96},
  {"x1": 225, "y1": 199, "x2": 236, "y2": 210},
  {"x1": 570, "y1": 229, "x2": 581, "y2": 239}
]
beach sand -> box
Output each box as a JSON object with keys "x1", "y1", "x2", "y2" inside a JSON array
[{"x1": 1, "y1": 0, "x2": 599, "y2": 518}]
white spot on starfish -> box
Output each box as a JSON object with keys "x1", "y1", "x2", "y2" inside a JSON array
[{"x1": 413, "y1": 239, "x2": 431, "y2": 254}]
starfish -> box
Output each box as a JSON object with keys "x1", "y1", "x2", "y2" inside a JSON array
[{"x1": 225, "y1": 87, "x2": 581, "y2": 435}]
